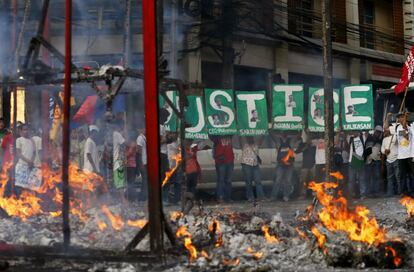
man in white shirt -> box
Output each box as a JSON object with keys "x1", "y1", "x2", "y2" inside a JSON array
[
  {"x1": 390, "y1": 113, "x2": 414, "y2": 194},
  {"x1": 348, "y1": 132, "x2": 367, "y2": 198},
  {"x1": 381, "y1": 127, "x2": 399, "y2": 196},
  {"x1": 113, "y1": 123, "x2": 126, "y2": 190},
  {"x1": 136, "y1": 129, "x2": 148, "y2": 201},
  {"x1": 83, "y1": 125, "x2": 100, "y2": 174},
  {"x1": 165, "y1": 136, "x2": 182, "y2": 204},
  {"x1": 159, "y1": 108, "x2": 171, "y2": 204},
  {"x1": 15, "y1": 124, "x2": 38, "y2": 192}
]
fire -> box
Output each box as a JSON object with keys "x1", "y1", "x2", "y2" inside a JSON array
[
  {"x1": 400, "y1": 196, "x2": 414, "y2": 217},
  {"x1": 127, "y1": 219, "x2": 147, "y2": 229},
  {"x1": 162, "y1": 153, "x2": 182, "y2": 187},
  {"x1": 96, "y1": 218, "x2": 107, "y2": 231},
  {"x1": 101, "y1": 205, "x2": 124, "y2": 230},
  {"x1": 49, "y1": 211, "x2": 62, "y2": 217},
  {"x1": 295, "y1": 227, "x2": 308, "y2": 240},
  {"x1": 262, "y1": 225, "x2": 279, "y2": 243},
  {"x1": 170, "y1": 211, "x2": 183, "y2": 221},
  {"x1": 208, "y1": 220, "x2": 223, "y2": 247},
  {"x1": 281, "y1": 149, "x2": 295, "y2": 165},
  {"x1": 246, "y1": 247, "x2": 263, "y2": 260},
  {"x1": 385, "y1": 246, "x2": 402, "y2": 267},
  {"x1": 311, "y1": 226, "x2": 327, "y2": 254},
  {"x1": 201, "y1": 250, "x2": 209, "y2": 259},
  {"x1": 176, "y1": 226, "x2": 198, "y2": 262},
  {"x1": 329, "y1": 171, "x2": 344, "y2": 180},
  {"x1": 222, "y1": 258, "x2": 240, "y2": 266},
  {"x1": 308, "y1": 181, "x2": 389, "y2": 246}
]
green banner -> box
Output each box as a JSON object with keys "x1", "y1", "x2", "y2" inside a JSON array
[
  {"x1": 235, "y1": 91, "x2": 268, "y2": 136},
  {"x1": 159, "y1": 91, "x2": 178, "y2": 132},
  {"x1": 205, "y1": 88, "x2": 237, "y2": 135},
  {"x1": 308, "y1": 87, "x2": 340, "y2": 132},
  {"x1": 342, "y1": 84, "x2": 374, "y2": 131},
  {"x1": 184, "y1": 96, "x2": 208, "y2": 139},
  {"x1": 272, "y1": 84, "x2": 304, "y2": 130}
]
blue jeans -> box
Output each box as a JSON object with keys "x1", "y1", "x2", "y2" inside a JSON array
[
  {"x1": 216, "y1": 163, "x2": 234, "y2": 201},
  {"x1": 348, "y1": 166, "x2": 366, "y2": 197},
  {"x1": 386, "y1": 161, "x2": 399, "y2": 196},
  {"x1": 241, "y1": 164, "x2": 264, "y2": 200},
  {"x1": 365, "y1": 161, "x2": 382, "y2": 195},
  {"x1": 271, "y1": 165, "x2": 294, "y2": 200}
]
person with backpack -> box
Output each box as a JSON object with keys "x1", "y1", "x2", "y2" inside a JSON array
[{"x1": 348, "y1": 131, "x2": 367, "y2": 199}]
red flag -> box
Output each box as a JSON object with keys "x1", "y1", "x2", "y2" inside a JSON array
[
  {"x1": 395, "y1": 46, "x2": 414, "y2": 95},
  {"x1": 73, "y1": 96, "x2": 98, "y2": 125}
]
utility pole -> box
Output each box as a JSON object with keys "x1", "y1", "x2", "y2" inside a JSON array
[
  {"x1": 170, "y1": 0, "x2": 178, "y2": 78},
  {"x1": 322, "y1": 0, "x2": 334, "y2": 179},
  {"x1": 221, "y1": 0, "x2": 235, "y2": 89}
]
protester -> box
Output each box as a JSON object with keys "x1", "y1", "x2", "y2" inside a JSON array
[
  {"x1": 31, "y1": 127, "x2": 42, "y2": 169},
  {"x1": 348, "y1": 131, "x2": 366, "y2": 199},
  {"x1": 391, "y1": 112, "x2": 414, "y2": 194},
  {"x1": 381, "y1": 122, "x2": 399, "y2": 196},
  {"x1": 334, "y1": 131, "x2": 350, "y2": 194},
  {"x1": 0, "y1": 118, "x2": 8, "y2": 168},
  {"x1": 364, "y1": 126, "x2": 383, "y2": 196},
  {"x1": 185, "y1": 140, "x2": 210, "y2": 196},
  {"x1": 83, "y1": 125, "x2": 100, "y2": 174},
  {"x1": 159, "y1": 108, "x2": 170, "y2": 188},
  {"x1": 210, "y1": 135, "x2": 234, "y2": 202},
  {"x1": 163, "y1": 132, "x2": 181, "y2": 205},
  {"x1": 314, "y1": 137, "x2": 326, "y2": 182},
  {"x1": 113, "y1": 123, "x2": 126, "y2": 192},
  {"x1": 295, "y1": 129, "x2": 316, "y2": 198},
  {"x1": 240, "y1": 136, "x2": 265, "y2": 202},
  {"x1": 271, "y1": 132, "x2": 294, "y2": 201},
  {"x1": 70, "y1": 127, "x2": 86, "y2": 169},
  {"x1": 15, "y1": 124, "x2": 39, "y2": 194},
  {"x1": 124, "y1": 131, "x2": 138, "y2": 201},
  {"x1": 136, "y1": 128, "x2": 148, "y2": 201}
]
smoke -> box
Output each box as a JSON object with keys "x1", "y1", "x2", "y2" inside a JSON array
[{"x1": 0, "y1": 1, "x2": 11, "y2": 78}]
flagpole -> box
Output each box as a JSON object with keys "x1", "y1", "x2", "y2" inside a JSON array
[{"x1": 399, "y1": 86, "x2": 409, "y2": 113}]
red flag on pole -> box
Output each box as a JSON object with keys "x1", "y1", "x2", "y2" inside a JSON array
[{"x1": 395, "y1": 46, "x2": 414, "y2": 95}]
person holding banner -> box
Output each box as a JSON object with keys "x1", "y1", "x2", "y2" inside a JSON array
[
  {"x1": 240, "y1": 136, "x2": 265, "y2": 202},
  {"x1": 348, "y1": 131, "x2": 367, "y2": 199},
  {"x1": 295, "y1": 129, "x2": 316, "y2": 199},
  {"x1": 381, "y1": 124, "x2": 399, "y2": 196},
  {"x1": 364, "y1": 126, "x2": 383, "y2": 197},
  {"x1": 271, "y1": 132, "x2": 295, "y2": 202},
  {"x1": 210, "y1": 135, "x2": 234, "y2": 203}
]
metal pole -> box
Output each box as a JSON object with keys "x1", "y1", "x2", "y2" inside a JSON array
[
  {"x1": 142, "y1": 0, "x2": 163, "y2": 253},
  {"x1": 123, "y1": 0, "x2": 131, "y2": 66},
  {"x1": 322, "y1": 0, "x2": 334, "y2": 180},
  {"x1": 170, "y1": 0, "x2": 178, "y2": 78},
  {"x1": 62, "y1": 0, "x2": 72, "y2": 249}
]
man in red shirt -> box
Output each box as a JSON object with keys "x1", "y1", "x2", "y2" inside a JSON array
[{"x1": 210, "y1": 135, "x2": 234, "y2": 202}]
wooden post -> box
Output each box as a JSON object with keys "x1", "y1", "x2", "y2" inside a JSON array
[
  {"x1": 322, "y1": 0, "x2": 334, "y2": 180},
  {"x1": 62, "y1": 0, "x2": 72, "y2": 250},
  {"x1": 142, "y1": 0, "x2": 164, "y2": 253}
]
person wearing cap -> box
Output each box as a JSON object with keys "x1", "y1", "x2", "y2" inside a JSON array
[
  {"x1": 83, "y1": 125, "x2": 100, "y2": 174},
  {"x1": 389, "y1": 112, "x2": 414, "y2": 194},
  {"x1": 364, "y1": 126, "x2": 383, "y2": 197}
]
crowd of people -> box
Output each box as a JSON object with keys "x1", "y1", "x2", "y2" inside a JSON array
[{"x1": 0, "y1": 110, "x2": 413, "y2": 205}]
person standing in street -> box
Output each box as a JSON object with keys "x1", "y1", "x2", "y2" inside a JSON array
[
  {"x1": 295, "y1": 129, "x2": 316, "y2": 199},
  {"x1": 240, "y1": 136, "x2": 265, "y2": 202},
  {"x1": 381, "y1": 123, "x2": 399, "y2": 196},
  {"x1": 83, "y1": 125, "x2": 100, "y2": 174},
  {"x1": 211, "y1": 135, "x2": 234, "y2": 203},
  {"x1": 136, "y1": 128, "x2": 147, "y2": 202}
]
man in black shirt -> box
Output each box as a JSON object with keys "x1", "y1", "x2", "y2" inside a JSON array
[{"x1": 295, "y1": 130, "x2": 316, "y2": 199}]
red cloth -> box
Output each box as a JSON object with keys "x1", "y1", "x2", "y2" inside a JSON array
[
  {"x1": 72, "y1": 96, "x2": 98, "y2": 125},
  {"x1": 1, "y1": 133, "x2": 13, "y2": 165},
  {"x1": 125, "y1": 142, "x2": 137, "y2": 168},
  {"x1": 395, "y1": 45, "x2": 414, "y2": 95},
  {"x1": 213, "y1": 137, "x2": 234, "y2": 164},
  {"x1": 186, "y1": 146, "x2": 201, "y2": 174}
]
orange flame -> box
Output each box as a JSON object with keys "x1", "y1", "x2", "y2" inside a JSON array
[
  {"x1": 208, "y1": 220, "x2": 223, "y2": 247},
  {"x1": 49, "y1": 211, "x2": 62, "y2": 217},
  {"x1": 96, "y1": 218, "x2": 107, "y2": 231},
  {"x1": 281, "y1": 149, "x2": 295, "y2": 165},
  {"x1": 295, "y1": 227, "x2": 308, "y2": 240},
  {"x1": 330, "y1": 171, "x2": 344, "y2": 180},
  {"x1": 246, "y1": 247, "x2": 263, "y2": 260},
  {"x1": 400, "y1": 196, "x2": 414, "y2": 217},
  {"x1": 127, "y1": 219, "x2": 147, "y2": 229},
  {"x1": 162, "y1": 153, "x2": 182, "y2": 187},
  {"x1": 201, "y1": 250, "x2": 209, "y2": 259},
  {"x1": 101, "y1": 205, "x2": 124, "y2": 230},
  {"x1": 170, "y1": 211, "x2": 183, "y2": 221},
  {"x1": 308, "y1": 181, "x2": 389, "y2": 245},
  {"x1": 222, "y1": 258, "x2": 240, "y2": 266},
  {"x1": 311, "y1": 226, "x2": 327, "y2": 254},
  {"x1": 176, "y1": 226, "x2": 198, "y2": 262},
  {"x1": 385, "y1": 246, "x2": 402, "y2": 267},
  {"x1": 262, "y1": 225, "x2": 279, "y2": 243}
]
